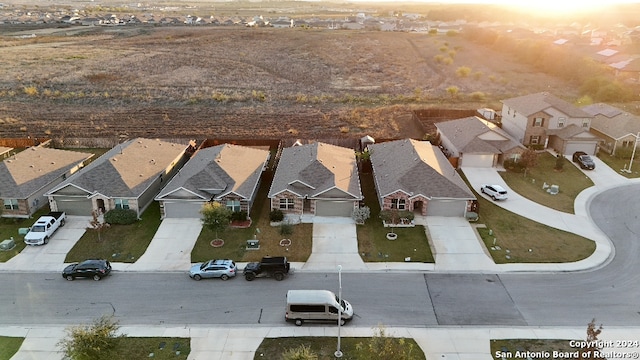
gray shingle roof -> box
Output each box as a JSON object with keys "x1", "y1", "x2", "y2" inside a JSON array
[
  {"x1": 0, "y1": 147, "x2": 93, "y2": 199},
  {"x1": 369, "y1": 139, "x2": 475, "y2": 200},
  {"x1": 502, "y1": 92, "x2": 592, "y2": 118},
  {"x1": 435, "y1": 116, "x2": 524, "y2": 154},
  {"x1": 156, "y1": 144, "x2": 269, "y2": 201},
  {"x1": 268, "y1": 142, "x2": 362, "y2": 200},
  {"x1": 582, "y1": 103, "x2": 640, "y2": 139},
  {"x1": 47, "y1": 138, "x2": 186, "y2": 198}
]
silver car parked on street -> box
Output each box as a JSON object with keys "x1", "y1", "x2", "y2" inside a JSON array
[{"x1": 189, "y1": 259, "x2": 237, "y2": 281}]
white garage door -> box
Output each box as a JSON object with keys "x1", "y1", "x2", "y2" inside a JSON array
[
  {"x1": 461, "y1": 154, "x2": 494, "y2": 167},
  {"x1": 164, "y1": 201, "x2": 204, "y2": 218},
  {"x1": 54, "y1": 197, "x2": 93, "y2": 216},
  {"x1": 427, "y1": 200, "x2": 466, "y2": 217},
  {"x1": 565, "y1": 142, "x2": 597, "y2": 156},
  {"x1": 315, "y1": 200, "x2": 354, "y2": 217}
]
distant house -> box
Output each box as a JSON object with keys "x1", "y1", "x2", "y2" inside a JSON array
[
  {"x1": 582, "y1": 103, "x2": 640, "y2": 156},
  {"x1": 435, "y1": 116, "x2": 526, "y2": 168},
  {"x1": 1, "y1": 147, "x2": 93, "y2": 218},
  {"x1": 46, "y1": 138, "x2": 193, "y2": 218},
  {"x1": 0, "y1": 146, "x2": 12, "y2": 158},
  {"x1": 268, "y1": 142, "x2": 362, "y2": 220},
  {"x1": 155, "y1": 144, "x2": 269, "y2": 219},
  {"x1": 368, "y1": 139, "x2": 476, "y2": 217},
  {"x1": 501, "y1": 92, "x2": 600, "y2": 155}
]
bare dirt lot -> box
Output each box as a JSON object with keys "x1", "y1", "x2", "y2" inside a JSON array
[{"x1": 0, "y1": 25, "x2": 578, "y2": 140}]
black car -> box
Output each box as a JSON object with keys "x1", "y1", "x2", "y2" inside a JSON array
[
  {"x1": 572, "y1": 151, "x2": 595, "y2": 170},
  {"x1": 62, "y1": 259, "x2": 112, "y2": 281},
  {"x1": 243, "y1": 256, "x2": 290, "y2": 281}
]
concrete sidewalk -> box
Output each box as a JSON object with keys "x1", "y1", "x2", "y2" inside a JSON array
[{"x1": 4, "y1": 325, "x2": 640, "y2": 360}]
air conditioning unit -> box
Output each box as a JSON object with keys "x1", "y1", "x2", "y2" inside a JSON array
[{"x1": 0, "y1": 238, "x2": 15, "y2": 251}]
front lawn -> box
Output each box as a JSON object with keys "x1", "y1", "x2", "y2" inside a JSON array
[
  {"x1": 597, "y1": 151, "x2": 640, "y2": 178},
  {"x1": 65, "y1": 202, "x2": 163, "y2": 263},
  {"x1": 0, "y1": 336, "x2": 24, "y2": 360},
  {"x1": 356, "y1": 170, "x2": 434, "y2": 263},
  {"x1": 109, "y1": 337, "x2": 190, "y2": 360},
  {"x1": 192, "y1": 171, "x2": 313, "y2": 263},
  {"x1": 0, "y1": 206, "x2": 51, "y2": 262},
  {"x1": 491, "y1": 339, "x2": 581, "y2": 359},
  {"x1": 500, "y1": 152, "x2": 594, "y2": 213}
]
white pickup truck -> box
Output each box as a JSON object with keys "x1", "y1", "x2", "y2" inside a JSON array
[{"x1": 24, "y1": 212, "x2": 66, "y2": 246}]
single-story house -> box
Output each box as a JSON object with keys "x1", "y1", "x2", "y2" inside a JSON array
[
  {"x1": 581, "y1": 103, "x2": 640, "y2": 156},
  {"x1": 435, "y1": 116, "x2": 526, "y2": 168},
  {"x1": 268, "y1": 142, "x2": 362, "y2": 219},
  {"x1": 368, "y1": 139, "x2": 476, "y2": 217},
  {"x1": 0, "y1": 146, "x2": 93, "y2": 218},
  {"x1": 155, "y1": 144, "x2": 270, "y2": 219},
  {"x1": 46, "y1": 138, "x2": 193, "y2": 218},
  {"x1": 0, "y1": 147, "x2": 12, "y2": 158}
]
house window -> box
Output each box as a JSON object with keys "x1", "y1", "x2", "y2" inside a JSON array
[
  {"x1": 114, "y1": 198, "x2": 130, "y2": 210},
  {"x1": 533, "y1": 117, "x2": 544, "y2": 127},
  {"x1": 226, "y1": 200, "x2": 241, "y2": 212},
  {"x1": 530, "y1": 136, "x2": 541, "y2": 145},
  {"x1": 279, "y1": 198, "x2": 295, "y2": 210},
  {"x1": 558, "y1": 117, "x2": 565, "y2": 128},
  {"x1": 4, "y1": 199, "x2": 19, "y2": 210},
  {"x1": 623, "y1": 140, "x2": 634, "y2": 147},
  {"x1": 582, "y1": 119, "x2": 590, "y2": 128},
  {"x1": 391, "y1": 198, "x2": 406, "y2": 210}
]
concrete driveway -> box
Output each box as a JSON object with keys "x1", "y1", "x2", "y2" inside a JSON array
[
  {"x1": 121, "y1": 218, "x2": 202, "y2": 272},
  {"x1": 302, "y1": 216, "x2": 367, "y2": 271},
  {"x1": 0, "y1": 216, "x2": 89, "y2": 272}
]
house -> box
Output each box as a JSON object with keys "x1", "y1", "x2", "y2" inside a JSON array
[
  {"x1": 0, "y1": 147, "x2": 93, "y2": 218},
  {"x1": 501, "y1": 92, "x2": 601, "y2": 155},
  {"x1": 268, "y1": 142, "x2": 362, "y2": 219},
  {"x1": 0, "y1": 146, "x2": 12, "y2": 158},
  {"x1": 368, "y1": 139, "x2": 476, "y2": 217},
  {"x1": 582, "y1": 103, "x2": 640, "y2": 156},
  {"x1": 46, "y1": 138, "x2": 193, "y2": 218},
  {"x1": 435, "y1": 116, "x2": 526, "y2": 168},
  {"x1": 155, "y1": 144, "x2": 269, "y2": 219}
]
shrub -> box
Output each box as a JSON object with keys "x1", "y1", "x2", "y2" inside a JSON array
[
  {"x1": 352, "y1": 206, "x2": 371, "y2": 224},
  {"x1": 270, "y1": 209, "x2": 284, "y2": 222},
  {"x1": 282, "y1": 344, "x2": 318, "y2": 360},
  {"x1": 230, "y1": 210, "x2": 248, "y2": 222},
  {"x1": 104, "y1": 209, "x2": 137, "y2": 225},
  {"x1": 58, "y1": 315, "x2": 123, "y2": 360},
  {"x1": 280, "y1": 223, "x2": 293, "y2": 236}
]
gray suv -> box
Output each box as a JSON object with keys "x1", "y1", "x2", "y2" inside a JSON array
[
  {"x1": 480, "y1": 184, "x2": 508, "y2": 201},
  {"x1": 189, "y1": 259, "x2": 237, "y2": 281}
]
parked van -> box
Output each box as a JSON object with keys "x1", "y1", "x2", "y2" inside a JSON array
[{"x1": 285, "y1": 290, "x2": 354, "y2": 326}]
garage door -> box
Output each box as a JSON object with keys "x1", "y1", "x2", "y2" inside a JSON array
[
  {"x1": 315, "y1": 200, "x2": 354, "y2": 217},
  {"x1": 426, "y1": 200, "x2": 466, "y2": 217},
  {"x1": 163, "y1": 201, "x2": 204, "y2": 218},
  {"x1": 461, "y1": 154, "x2": 494, "y2": 167},
  {"x1": 54, "y1": 197, "x2": 93, "y2": 216},
  {"x1": 565, "y1": 142, "x2": 597, "y2": 156}
]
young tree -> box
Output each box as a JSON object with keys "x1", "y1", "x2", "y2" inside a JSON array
[
  {"x1": 89, "y1": 210, "x2": 110, "y2": 242},
  {"x1": 554, "y1": 153, "x2": 565, "y2": 171},
  {"x1": 200, "y1": 202, "x2": 232, "y2": 239},
  {"x1": 580, "y1": 318, "x2": 604, "y2": 360},
  {"x1": 519, "y1": 148, "x2": 538, "y2": 177},
  {"x1": 58, "y1": 315, "x2": 123, "y2": 360}
]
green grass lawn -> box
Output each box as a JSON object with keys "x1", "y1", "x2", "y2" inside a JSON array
[
  {"x1": 255, "y1": 337, "x2": 425, "y2": 360},
  {"x1": 0, "y1": 337, "x2": 24, "y2": 360},
  {"x1": 491, "y1": 339, "x2": 582, "y2": 359},
  {"x1": 356, "y1": 170, "x2": 434, "y2": 263},
  {"x1": 597, "y1": 151, "x2": 640, "y2": 178},
  {"x1": 193, "y1": 171, "x2": 313, "y2": 263},
  {"x1": 65, "y1": 202, "x2": 163, "y2": 263},
  {"x1": 500, "y1": 152, "x2": 594, "y2": 213},
  {"x1": 0, "y1": 206, "x2": 51, "y2": 262}
]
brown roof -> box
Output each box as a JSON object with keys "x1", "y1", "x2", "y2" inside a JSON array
[{"x1": 501, "y1": 92, "x2": 592, "y2": 118}]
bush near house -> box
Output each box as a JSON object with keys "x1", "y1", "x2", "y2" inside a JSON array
[{"x1": 104, "y1": 209, "x2": 138, "y2": 225}]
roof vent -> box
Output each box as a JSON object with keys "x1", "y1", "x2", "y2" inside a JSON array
[
  {"x1": 112, "y1": 158, "x2": 117, "y2": 161},
  {"x1": 140, "y1": 174, "x2": 144, "y2": 177},
  {"x1": 51, "y1": 162, "x2": 55, "y2": 165},
  {"x1": 29, "y1": 165, "x2": 34, "y2": 168}
]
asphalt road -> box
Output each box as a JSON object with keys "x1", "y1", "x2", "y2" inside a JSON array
[{"x1": 1, "y1": 184, "x2": 639, "y2": 328}]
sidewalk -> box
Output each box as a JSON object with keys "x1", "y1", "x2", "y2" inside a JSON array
[{"x1": 4, "y1": 325, "x2": 640, "y2": 360}]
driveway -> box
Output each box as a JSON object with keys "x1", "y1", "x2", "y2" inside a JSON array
[
  {"x1": 302, "y1": 216, "x2": 367, "y2": 271},
  {"x1": 121, "y1": 218, "x2": 202, "y2": 272},
  {"x1": 0, "y1": 216, "x2": 89, "y2": 272}
]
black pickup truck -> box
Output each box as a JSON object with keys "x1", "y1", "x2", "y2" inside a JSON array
[{"x1": 243, "y1": 256, "x2": 291, "y2": 281}]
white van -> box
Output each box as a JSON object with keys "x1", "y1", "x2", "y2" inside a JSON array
[{"x1": 285, "y1": 290, "x2": 354, "y2": 326}]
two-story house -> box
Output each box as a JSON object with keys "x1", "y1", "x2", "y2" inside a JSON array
[{"x1": 501, "y1": 92, "x2": 601, "y2": 155}]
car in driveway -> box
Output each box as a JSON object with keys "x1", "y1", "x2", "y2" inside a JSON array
[
  {"x1": 62, "y1": 259, "x2": 111, "y2": 281},
  {"x1": 189, "y1": 259, "x2": 237, "y2": 281},
  {"x1": 480, "y1": 184, "x2": 508, "y2": 201},
  {"x1": 572, "y1": 151, "x2": 595, "y2": 170}
]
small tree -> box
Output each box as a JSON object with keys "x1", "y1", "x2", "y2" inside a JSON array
[
  {"x1": 519, "y1": 148, "x2": 538, "y2": 177},
  {"x1": 58, "y1": 315, "x2": 123, "y2": 360},
  {"x1": 554, "y1": 153, "x2": 565, "y2": 171},
  {"x1": 201, "y1": 202, "x2": 232, "y2": 239},
  {"x1": 89, "y1": 210, "x2": 110, "y2": 242},
  {"x1": 580, "y1": 318, "x2": 603, "y2": 360}
]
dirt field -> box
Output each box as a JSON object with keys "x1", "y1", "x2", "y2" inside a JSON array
[{"x1": 0, "y1": 25, "x2": 579, "y2": 140}]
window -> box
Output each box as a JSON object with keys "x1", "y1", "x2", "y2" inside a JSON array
[
  {"x1": 623, "y1": 140, "x2": 634, "y2": 147},
  {"x1": 114, "y1": 198, "x2": 129, "y2": 210},
  {"x1": 530, "y1": 136, "x2": 540, "y2": 145},
  {"x1": 533, "y1": 117, "x2": 544, "y2": 127},
  {"x1": 557, "y1": 117, "x2": 565, "y2": 128},
  {"x1": 279, "y1": 198, "x2": 295, "y2": 210},
  {"x1": 391, "y1": 198, "x2": 406, "y2": 210},
  {"x1": 226, "y1": 200, "x2": 241, "y2": 212},
  {"x1": 4, "y1": 199, "x2": 18, "y2": 210},
  {"x1": 582, "y1": 120, "x2": 590, "y2": 128}
]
